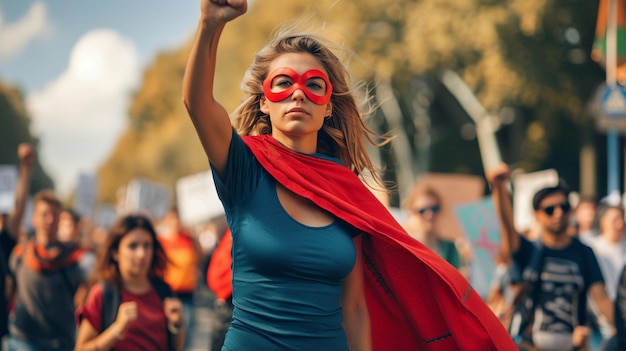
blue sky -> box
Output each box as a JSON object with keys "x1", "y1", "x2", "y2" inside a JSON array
[{"x1": 0, "y1": 1, "x2": 200, "y2": 196}]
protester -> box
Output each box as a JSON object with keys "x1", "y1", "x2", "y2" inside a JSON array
[
  {"x1": 157, "y1": 207, "x2": 201, "y2": 349},
  {"x1": 197, "y1": 215, "x2": 227, "y2": 285},
  {"x1": 485, "y1": 252, "x2": 521, "y2": 330},
  {"x1": 75, "y1": 214, "x2": 185, "y2": 351},
  {"x1": 574, "y1": 196, "x2": 599, "y2": 244},
  {"x1": 182, "y1": 1, "x2": 515, "y2": 349},
  {"x1": 206, "y1": 227, "x2": 233, "y2": 351},
  {"x1": 586, "y1": 204, "x2": 626, "y2": 348},
  {"x1": 487, "y1": 162, "x2": 613, "y2": 351},
  {"x1": 402, "y1": 182, "x2": 469, "y2": 276},
  {"x1": 0, "y1": 143, "x2": 35, "y2": 350},
  {"x1": 8, "y1": 190, "x2": 88, "y2": 351},
  {"x1": 606, "y1": 263, "x2": 626, "y2": 351},
  {"x1": 586, "y1": 205, "x2": 626, "y2": 301},
  {"x1": 58, "y1": 208, "x2": 97, "y2": 286}
]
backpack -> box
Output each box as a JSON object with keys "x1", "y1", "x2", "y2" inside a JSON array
[
  {"x1": 508, "y1": 239, "x2": 589, "y2": 350},
  {"x1": 508, "y1": 241, "x2": 545, "y2": 350},
  {"x1": 101, "y1": 278, "x2": 175, "y2": 351}
]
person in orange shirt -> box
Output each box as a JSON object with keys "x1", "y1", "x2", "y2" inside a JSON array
[
  {"x1": 206, "y1": 228, "x2": 233, "y2": 351},
  {"x1": 157, "y1": 207, "x2": 202, "y2": 349}
]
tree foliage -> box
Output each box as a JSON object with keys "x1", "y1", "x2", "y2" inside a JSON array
[
  {"x1": 348, "y1": 0, "x2": 605, "y2": 195},
  {"x1": 97, "y1": 49, "x2": 208, "y2": 203},
  {"x1": 0, "y1": 81, "x2": 54, "y2": 193},
  {"x1": 96, "y1": 0, "x2": 607, "y2": 203}
]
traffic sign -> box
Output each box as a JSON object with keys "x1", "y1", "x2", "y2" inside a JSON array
[{"x1": 600, "y1": 85, "x2": 626, "y2": 118}]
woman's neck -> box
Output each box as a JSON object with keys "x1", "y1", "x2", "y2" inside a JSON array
[
  {"x1": 121, "y1": 275, "x2": 152, "y2": 294},
  {"x1": 272, "y1": 132, "x2": 317, "y2": 154},
  {"x1": 602, "y1": 230, "x2": 624, "y2": 244},
  {"x1": 541, "y1": 231, "x2": 571, "y2": 249},
  {"x1": 35, "y1": 232, "x2": 56, "y2": 247},
  {"x1": 411, "y1": 230, "x2": 437, "y2": 247}
]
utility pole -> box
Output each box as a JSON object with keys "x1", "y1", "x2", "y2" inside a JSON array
[{"x1": 601, "y1": 0, "x2": 626, "y2": 205}]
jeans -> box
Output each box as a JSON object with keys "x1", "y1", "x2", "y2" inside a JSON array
[
  {"x1": 179, "y1": 293, "x2": 195, "y2": 349},
  {"x1": 212, "y1": 299, "x2": 233, "y2": 351}
]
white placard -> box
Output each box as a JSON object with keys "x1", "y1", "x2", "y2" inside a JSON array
[
  {"x1": 94, "y1": 203, "x2": 117, "y2": 229},
  {"x1": 125, "y1": 178, "x2": 172, "y2": 221},
  {"x1": 0, "y1": 165, "x2": 18, "y2": 213},
  {"x1": 176, "y1": 170, "x2": 224, "y2": 226},
  {"x1": 513, "y1": 169, "x2": 559, "y2": 232},
  {"x1": 75, "y1": 174, "x2": 98, "y2": 219}
]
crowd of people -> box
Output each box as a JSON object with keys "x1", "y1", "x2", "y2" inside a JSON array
[
  {"x1": 1, "y1": 1, "x2": 625, "y2": 350},
  {"x1": 0, "y1": 143, "x2": 215, "y2": 351}
]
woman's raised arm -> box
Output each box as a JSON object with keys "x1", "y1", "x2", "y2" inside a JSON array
[{"x1": 182, "y1": 0, "x2": 247, "y2": 177}]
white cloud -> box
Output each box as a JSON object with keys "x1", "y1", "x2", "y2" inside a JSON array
[
  {"x1": 27, "y1": 29, "x2": 141, "y2": 197},
  {"x1": 0, "y1": 2, "x2": 51, "y2": 58}
]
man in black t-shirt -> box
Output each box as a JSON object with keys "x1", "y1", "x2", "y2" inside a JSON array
[{"x1": 487, "y1": 163, "x2": 613, "y2": 350}]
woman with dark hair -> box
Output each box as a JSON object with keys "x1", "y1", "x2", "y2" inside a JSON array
[{"x1": 75, "y1": 215, "x2": 185, "y2": 351}]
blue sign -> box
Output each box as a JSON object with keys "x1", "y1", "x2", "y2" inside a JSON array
[
  {"x1": 454, "y1": 197, "x2": 500, "y2": 299},
  {"x1": 600, "y1": 85, "x2": 626, "y2": 118}
]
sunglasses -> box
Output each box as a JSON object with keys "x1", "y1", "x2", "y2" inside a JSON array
[
  {"x1": 540, "y1": 203, "x2": 571, "y2": 216},
  {"x1": 414, "y1": 205, "x2": 441, "y2": 216}
]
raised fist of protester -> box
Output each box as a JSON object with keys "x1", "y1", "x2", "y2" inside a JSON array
[
  {"x1": 114, "y1": 301, "x2": 138, "y2": 335},
  {"x1": 202, "y1": 0, "x2": 247, "y2": 25},
  {"x1": 485, "y1": 162, "x2": 511, "y2": 185},
  {"x1": 17, "y1": 143, "x2": 36, "y2": 169},
  {"x1": 163, "y1": 297, "x2": 184, "y2": 332}
]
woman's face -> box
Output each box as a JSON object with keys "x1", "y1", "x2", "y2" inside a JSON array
[
  {"x1": 600, "y1": 207, "x2": 625, "y2": 236},
  {"x1": 260, "y1": 52, "x2": 333, "y2": 146},
  {"x1": 407, "y1": 194, "x2": 440, "y2": 234},
  {"x1": 114, "y1": 228, "x2": 154, "y2": 279}
]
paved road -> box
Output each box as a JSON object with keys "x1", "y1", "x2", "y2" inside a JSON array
[{"x1": 187, "y1": 284, "x2": 218, "y2": 351}]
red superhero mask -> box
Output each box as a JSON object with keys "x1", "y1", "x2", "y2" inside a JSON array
[{"x1": 263, "y1": 67, "x2": 333, "y2": 105}]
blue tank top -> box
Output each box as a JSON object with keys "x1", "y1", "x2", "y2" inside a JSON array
[{"x1": 212, "y1": 132, "x2": 357, "y2": 351}]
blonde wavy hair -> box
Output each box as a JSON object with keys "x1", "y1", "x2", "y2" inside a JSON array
[{"x1": 233, "y1": 31, "x2": 390, "y2": 187}]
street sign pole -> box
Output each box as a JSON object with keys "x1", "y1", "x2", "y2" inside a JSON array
[
  {"x1": 608, "y1": 129, "x2": 620, "y2": 200},
  {"x1": 604, "y1": 0, "x2": 622, "y2": 203}
]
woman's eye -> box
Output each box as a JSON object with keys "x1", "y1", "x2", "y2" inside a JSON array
[
  {"x1": 307, "y1": 79, "x2": 326, "y2": 91},
  {"x1": 274, "y1": 79, "x2": 292, "y2": 88},
  {"x1": 307, "y1": 83, "x2": 322, "y2": 90}
]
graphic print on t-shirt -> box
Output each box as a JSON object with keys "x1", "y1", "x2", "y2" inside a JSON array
[{"x1": 535, "y1": 256, "x2": 584, "y2": 334}]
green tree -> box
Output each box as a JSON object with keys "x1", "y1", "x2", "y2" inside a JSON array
[
  {"x1": 348, "y1": 0, "x2": 605, "y2": 198},
  {"x1": 97, "y1": 48, "x2": 208, "y2": 204},
  {"x1": 0, "y1": 81, "x2": 54, "y2": 193},
  {"x1": 98, "y1": 0, "x2": 608, "y2": 205}
]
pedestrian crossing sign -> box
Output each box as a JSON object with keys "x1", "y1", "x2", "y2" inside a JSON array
[{"x1": 600, "y1": 85, "x2": 626, "y2": 118}]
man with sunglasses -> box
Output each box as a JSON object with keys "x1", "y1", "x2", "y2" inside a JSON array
[{"x1": 487, "y1": 163, "x2": 613, "y2": 351}]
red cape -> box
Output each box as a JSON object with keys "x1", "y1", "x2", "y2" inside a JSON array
[{"x1": 243, "y1": 135, "x2": 516, "y2": 351}]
